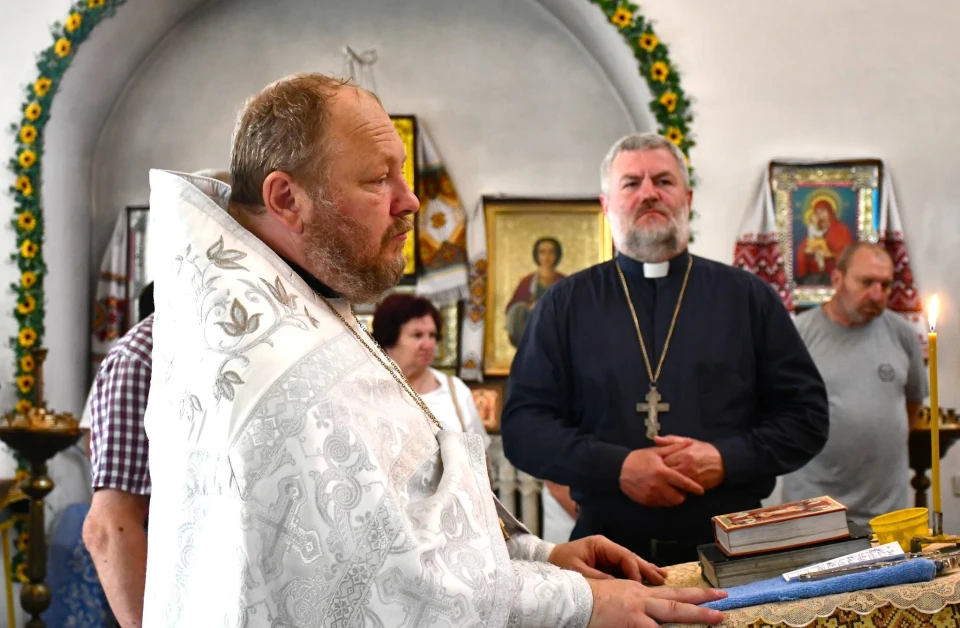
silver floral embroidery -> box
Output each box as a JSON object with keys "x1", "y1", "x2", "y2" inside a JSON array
[{"x1": 147, "y1": 178, "x2": 597, "y2": 627}]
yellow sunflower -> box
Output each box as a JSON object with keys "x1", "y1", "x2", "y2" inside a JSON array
[
  {"x1": 24, "y1": 103, "x2": 42, "y2": 122},
  {"x1": 88, "y1": 0, "x2": 105, "y2": 7},
  {"x1": 21, "y1": 271, "x2": 37, "y2": 289},
  {"x1": 16, "y1": 375, "x2": 35, "y2": 394},
  {"x1": 659, "y1": 91, "x2": 678, "y2": 113},
  {"x1": 15, "y1": 400, "x2": 32, "y2": 415},
  {"x1": 33, "y1": 78, "x2": 52, "y2": 97},
  {"x1": 611, "y1": 7, "x2": 633, "y2": 28},
  {"x1": 19, "y1": 150, "x2": 37, "y2": 169},
  {"x1": 17, "y1": 295, "x2": 36, "y2": 316},
  {"x1": 665, "y1": 126, "x2": 685, "y2": 146},
  {"x1": 18, "y1": 328, "x2": 37, "y2": 348},
  {"x1": 16, "y1": 533, "x2": 29, "y2": 552},
  {"x1": 20, "y1": 240, "x2": 38, "y2": 259},
  {"x1": 650, "y1": 61, "x2": 670, "y2": 83},
  {"x1": 18, "y1": 212, "x2": 36, "y2": 232},
  {"x1": 15, "y1": 176, "x2": 31, "y2": 193},
  {"x1": 20, "y1": 355, "x2": 35, "y2": 373},
  {"x1": 65, "y1": 13, "x2": 82, "y2": 33},
  {"x1": 639, "y1": 33, "x2": 659, "y2": 52},
  {"x1": 15, "y1": 563, "x2": 27, "y2": 583},
  {"x1": 19, "y1": 125, "x2": 37, "y2": 145},
  {"x1": 54, "y1": 38, "x2": 72, "y2": 58}
]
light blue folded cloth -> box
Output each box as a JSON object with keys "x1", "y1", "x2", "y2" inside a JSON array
[{"x1": 703, "y1": 558, "x2": 937, "y2": 611}]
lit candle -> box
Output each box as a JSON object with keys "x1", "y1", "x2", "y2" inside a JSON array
[{"x1": 929, "y1": 294, "x2": 941, "y2": 514}]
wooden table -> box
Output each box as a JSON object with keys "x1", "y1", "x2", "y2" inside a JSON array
[{"x1": 661, "y1": 561, "x2": 960, "y2": 628}]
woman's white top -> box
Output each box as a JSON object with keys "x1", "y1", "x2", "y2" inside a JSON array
[{"x1": 420, "y1": 367, "x2": 491, "y2": 451}]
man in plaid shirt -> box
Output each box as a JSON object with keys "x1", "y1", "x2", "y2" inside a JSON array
[{"x1": 82, "y1": 285, "x2": 154, "y2": 627}]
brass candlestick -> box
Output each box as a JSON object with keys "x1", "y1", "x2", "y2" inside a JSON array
[
  {"x1": 0, "y1": 348, "x2": 80, "y2": 628},
  {"x1": 910, "y1": 407, "x2": 960, "y2": 553}
]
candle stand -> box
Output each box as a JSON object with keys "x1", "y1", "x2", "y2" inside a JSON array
[{"x1": 0, "y1": 349, "x2": 80, "y2": 628}]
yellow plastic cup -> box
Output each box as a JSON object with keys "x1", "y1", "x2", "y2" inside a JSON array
[{"x1": 869, "y1": 508, "x2": 929, "y2": 551}]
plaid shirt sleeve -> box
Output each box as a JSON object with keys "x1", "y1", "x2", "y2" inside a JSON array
[{"x1": 89, "y1": 326, "x2": 152, "y2": 495}]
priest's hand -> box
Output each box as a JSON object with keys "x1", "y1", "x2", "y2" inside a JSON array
[
  {"x1": 655, "y1": 436, "x2": 725, "y2": 491},
  {"x1": 586, "y1": 578, "x2": 726, "y2": 627},
  {"x1": 620, "y1": 445, "x2": 705, "y2": 507},
  {"x1": 549, "y1": 535, "x2": 667, "y2": 585}
]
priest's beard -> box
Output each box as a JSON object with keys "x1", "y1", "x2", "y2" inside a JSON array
[
  {"x1": 302, "y1": 192, "x2": 411, "y2": 303},
  {"x1": 612, "y1": 204, "x2": 691, "y2": 263}
]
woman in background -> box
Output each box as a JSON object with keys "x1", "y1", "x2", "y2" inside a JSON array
[{"x1": 373, "y1": 294, "x2": 490, "y2": 450}]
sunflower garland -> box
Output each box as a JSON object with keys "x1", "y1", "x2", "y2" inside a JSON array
[
  {"x1": 5, "y1": 0, "x2": 128, "y2": 583},
  {"x1": 586, "y1": 0, "x2": 697, "y2": 182}
]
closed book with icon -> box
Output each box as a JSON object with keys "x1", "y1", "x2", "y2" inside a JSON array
[
  {"x1": 712, "y1": 496, "x2": 850, "y2": 557},
  {"x1": 699, "y1": 520, "x2": 871, "y2": 587}
]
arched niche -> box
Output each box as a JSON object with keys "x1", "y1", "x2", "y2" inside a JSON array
[{"x1": 17, "y1": 0, "x2": 691, "y2": 418}]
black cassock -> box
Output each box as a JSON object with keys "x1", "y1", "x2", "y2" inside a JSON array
[{"x1": 500, "y1": 250, "x2": 829, "y2": 563}]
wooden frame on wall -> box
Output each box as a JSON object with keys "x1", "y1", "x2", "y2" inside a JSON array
[{"x1": 390, "y1": 114, "x2": 420, "y2": 284}]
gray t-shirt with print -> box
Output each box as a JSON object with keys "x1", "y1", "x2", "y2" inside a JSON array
[{"x1": 781, "y1": 307, "x2": 928, "y2": 527}]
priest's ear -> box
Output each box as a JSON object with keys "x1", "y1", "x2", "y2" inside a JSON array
[{"x1": 261, "y1": 171, "x2": 309, "y2": 234}]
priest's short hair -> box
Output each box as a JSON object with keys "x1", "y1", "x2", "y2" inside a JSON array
[
  {"x1": 229, "y1": 72, "x2": 379, "y2": 213},
  {"x1": 600, "y1": 131, "x2": 690, "y2": 193}
]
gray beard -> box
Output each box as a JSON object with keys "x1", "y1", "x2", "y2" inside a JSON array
[
  {"x1": 303, "y1": 194, "x2": 406, "y2": 304},
  {"x1": 613, "y1": 214, "x2": 690, "y2": 263}
]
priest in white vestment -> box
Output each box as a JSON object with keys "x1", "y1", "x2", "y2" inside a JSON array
[{"x1": 141, "y1": 73, "x2": 724, "y2": 628}]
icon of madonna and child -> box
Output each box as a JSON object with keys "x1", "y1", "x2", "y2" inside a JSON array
[
  {"x1": 793, "y1": 189, "x2": 856, "y2": 286},
  {"x1": 504, "y1": 237, "x2": 565, "y2": 348}
]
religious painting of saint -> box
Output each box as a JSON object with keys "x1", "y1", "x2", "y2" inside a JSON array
[
  {"x1": 716, "y1": 496, "x2": 844, "y2": 529},
  {"x1": 483, "y1": 198, "x2": 613, "y2": 375},
  {"x1": 504, "y1": 237, "x2": 565, "y2": 348},
  {"x1": 792, "y1": 189, "x2": 855, "y2": 286},
  {"x1": 468, "y1": 379, "x2": 505, "y2": 433},
  {"x1": 770, "y1": 160, "x2": 882, "y2": 307}
]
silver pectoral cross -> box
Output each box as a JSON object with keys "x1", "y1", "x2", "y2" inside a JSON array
[{"x1": 637, "y1": 385, "x2": 670, "y2": 439}]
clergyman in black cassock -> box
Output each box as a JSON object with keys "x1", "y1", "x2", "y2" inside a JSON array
[{"x1": 500, "y1": 132, "x2": 829, "y2": 567}]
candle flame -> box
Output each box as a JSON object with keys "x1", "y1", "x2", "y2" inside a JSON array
[{"x1": 929, "y1": 294, "x2": 940, "y2": 331}]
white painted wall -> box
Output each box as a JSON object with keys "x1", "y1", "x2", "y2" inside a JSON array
[
  {"x1": 640, "y1": 0, "x2": 960, "y2": 527},
  {"x1": 0, "y1": 2, "x2": 959, "y2": 618},
  {"x1": 90, "y1": 0, "x2": 638, "y2": 267}
]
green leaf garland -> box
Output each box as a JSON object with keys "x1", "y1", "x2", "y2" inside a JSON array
[
  {"x1": 5, "y1": 0, "x2": 128, "y2": 583},
  {"x1": 586, "y1": 0, "x2": 698, "y2": 228}
]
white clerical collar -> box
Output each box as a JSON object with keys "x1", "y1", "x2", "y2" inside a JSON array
[{"x1": 643, "y1": 261, "x2": 670, "y2": 278}]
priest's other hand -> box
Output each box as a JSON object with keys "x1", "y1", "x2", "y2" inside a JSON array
[
  {"x1": 620, "y1": 446, "x2": 705, "y2": 507},
  {"x1": 586, "y1": 578, "x2": 726, "y2": 628},
  {"x1": 549, "y1": 535, "x2": 667, "y2": 585},
  {"x1": 655, "y1": 435, "x2": 725, "y2": 491}
]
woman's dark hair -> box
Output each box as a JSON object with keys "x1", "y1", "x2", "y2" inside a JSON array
[
  {"x1": 138, "y1": 282, "x2": 155, "y2": 321},
  {"x1": 532, "y1": 237, "x2": 563, "y2": 267},
  {"x1": 372, "y1": 293, "x2": 442, "y2": 349}
]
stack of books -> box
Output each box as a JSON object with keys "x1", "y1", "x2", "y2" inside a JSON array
[{"x1": 699, "y1": 496, "x2": 872, "y2": 587}]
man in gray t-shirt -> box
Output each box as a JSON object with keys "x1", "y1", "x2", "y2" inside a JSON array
[{"x1": 782, "y1": 243, "x2": 928, "y2": 527}]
